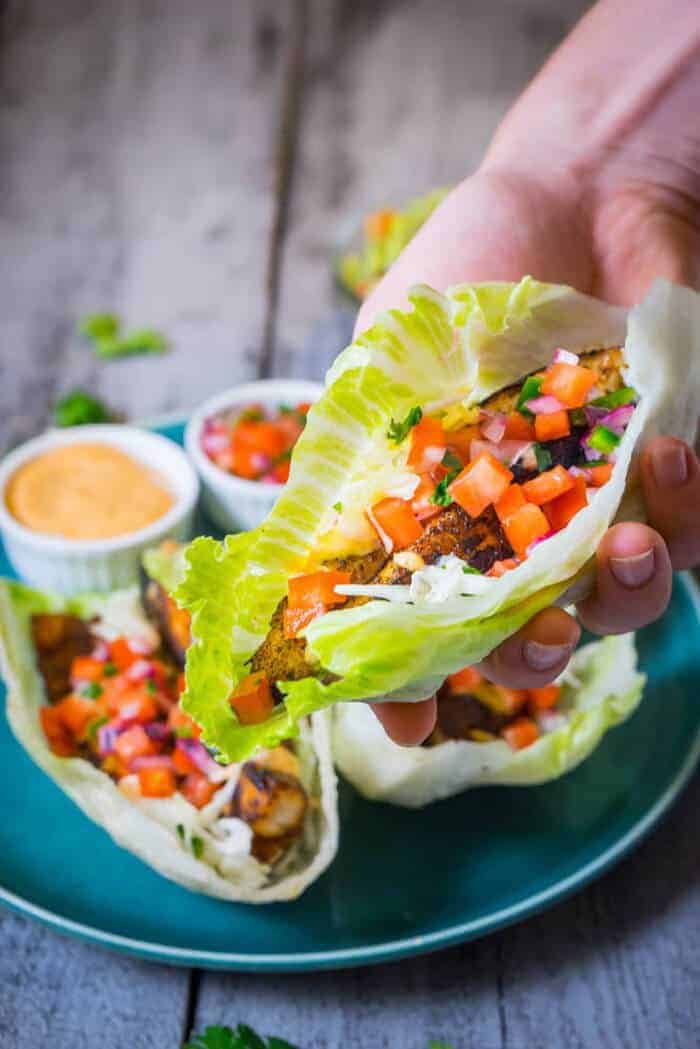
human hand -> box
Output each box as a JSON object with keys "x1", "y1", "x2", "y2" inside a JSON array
[{"x1": 355, "y1": 0, "x2": 700, "y2": 745}]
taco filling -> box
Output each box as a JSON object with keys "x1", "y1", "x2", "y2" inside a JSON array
[{"x1": 249, "y1": 346, "x2": 635, "y2": 691}]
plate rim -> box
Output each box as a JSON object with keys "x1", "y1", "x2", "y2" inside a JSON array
[{"x1": 1, "y1": 416, "x2": 698, "y2": 971}]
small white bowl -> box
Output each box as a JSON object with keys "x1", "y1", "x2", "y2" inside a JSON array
[
  {"x1": 0, "y1": 425, "x2": 199, "y2": 595},
  {"x1": 185, "y1": 380, "x2": 324, "y2": 533}
]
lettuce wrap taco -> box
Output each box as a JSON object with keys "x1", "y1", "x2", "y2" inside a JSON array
[
  {"x1": 332, "y1": 635, "x2": 645, "y2": 807},
  {"x1": 176, "y1": 277, "x2": 700, "y2": 762},
  {"x1": 0, "y1": 553, "x2": 338, "y2": 902}
]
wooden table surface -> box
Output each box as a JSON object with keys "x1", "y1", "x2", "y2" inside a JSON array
[{"x1": 1, "y1": 2, "x2": 698, "y2": 1047}]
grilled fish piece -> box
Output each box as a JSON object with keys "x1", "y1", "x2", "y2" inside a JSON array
[
  {"x1": 31, "y1": 614, "x2": 94, "y2": 702},
  {"x1": 234, "y1": 762, "x2": 308, "y2": 839},
  {"x1": 139, "y1": 564, "x2": 191, "y2": 667}
]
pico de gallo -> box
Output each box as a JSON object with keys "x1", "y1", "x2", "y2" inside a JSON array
[
  {"x1": 427, "y1": 664, "x2": 564, "y2": 750},
  {"x1": 33, "y1": 590, "x2": 310, "y2": 866},
  {"x1": 200, "y1": 402, "x2": 311, "y2": 484},
  {"x1": 242, "y1": 344, "x2": 637, "y2": 704}
]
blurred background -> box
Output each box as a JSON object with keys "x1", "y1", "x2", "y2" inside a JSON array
[{"x1": 1, "y1": 0, "x2": 589, "y2": 451}]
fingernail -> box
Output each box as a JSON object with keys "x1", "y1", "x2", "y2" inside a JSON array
[
  {"x1": 651, "y1": 442, "x2": 688, "y2": 487},
  {"x1": 609, "y1": 548, "x2": 656, "y2": 589},
  {"x1": 523, "y1": 640, "x2": 573, "y2": 672}
]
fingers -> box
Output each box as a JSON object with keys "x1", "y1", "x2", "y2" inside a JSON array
[
  {"x1": 641, "y1": 436, "x2": 700, "y2": 570},
  {"x1": 476, "y1": 606, "x2": 580, "y2": 688},
  {"x1": 371, "y1": 696, "x2": 437, "y2": 747},
  {"x1": 577, "y1": 522, "x2": 672, "y2": 635}
]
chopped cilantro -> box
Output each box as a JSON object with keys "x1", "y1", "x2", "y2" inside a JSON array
[
  {"x1": 81, "y1": 681, "x2": 103, "y2": 700},
  {"x1": 430, "y1": 468, "x2": 460, "y2": 507},
  {"x1": 441, "y1": 449, "x2": 462, "y2": 471},
  {"x1": 146, "y1": 678, "x2": 157, "y2": 695},
  {"x1": 53, "y1": 389, "x2": 115, "y2": 427},
  {"x1": 591, "y1": 386, "x2": 637, "y2": 410},
  {"x1": 588, "y1": 424, "x2": 621, "y2": 454},
  {"x1": 387, "y1": 405, "x2": 422, "y2": 443},
  {"x1": 176, "y1": 823, "x2": 185, "y2": 843},
  {"x1": 86, "y1": 715, "x2": 108, "y2": 742},
  {"x1": 462, "y1": 564, "x2": 482, "y2": 575},
  {"x1": 516, "y1": 375, "x2": 543, "y2": 418},
  {"x1": 534, "y1": 444, "x2": 553, "y2": 472},
  {"x1": 278, "y1": 403, "x2": 293, "y2": 414},
  {"x1": 78, "y1": 313, "x2": 169, "y2": 359},
  {"x1": 191, "y1": 836, "x2": 205, "y2": 860},
  {"x1": 102, "y1": 662, "x2": 118, "y2": 677},
  {"x1": 332, "y1": 501, "x2": 343, "y2": 513},
  {"x1": 184, "y1": 1025, "x2": 299, "y2": 1049}
]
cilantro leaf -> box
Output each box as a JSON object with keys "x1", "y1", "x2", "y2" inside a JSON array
[
  {"x1": 387, "y1": 405, "x2": 422, "y2": 444},
  {"x1": 516, "y1": 375, "x2": 543, "y2": 418},
  {"x1": 534, "y1": 444, "x2": 552, "y2": 472},
  {"x1": 53, "y1": 389, "x2": 115, "y2": 427},
  {"x1": 430, "y1": 466, "x2": 461, "y2": 506},
  {"x1": 86, "y1": 715, "x2": 108, "y2": 742},
  {"x1": 81, "y1": 681, "x2": 103, "y2": 700},
  {"x1": 462, "y1": 564, "x2": 482, "y2": 575},
  {"x1": 176, "y1": 824, "x2": 185, "y2": 843},
  {"x1": 78, "y1": 313, "x2": 120, "y2": 341},
  {"x1": 441, "y1": 449, "x2": 462, "y2": 471},
  {"x1": 191, "y1": 836, "x2": 204, "y2": 859},
  {"x1": 102, "y1": 662, "x2": 118, "y2": 677},
  {"x1": 332, "y1": 501, "x2": 343, "y2": 513},
  {"x1": 428, "y1": 1042, "x2": 454, "y2": 1049},
  {"x1": 78, "y1": 313, "x2": 169, "y2": 359},
  {"x1": 183, "y1": 1024, "x2": 300, "y2": 1049}
]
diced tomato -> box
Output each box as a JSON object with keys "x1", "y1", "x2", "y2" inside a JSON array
[
  {"x1": 54, "y1": 694, "x2": 105, "y2": 739},
  {"x1": 503, "y1": 503, "x2": 550, "y2": 556},
  {"x1": 544, "y1": 475, "x2": 588, "y2": 531},
  {"x1": 446, "y1": 666, "x2": 483, "y2": 693},
  {"x1": 411, "y1": 474, "x2": 442, "y2": 522},
  {"x1": 70, "y1": 656, "x2": 105, "y2": 684},
  {"x1": 363, "y1": 208, "x2": 396, "y2": 241},
  {"x1": 494, "y1": 484, "x2": 526, "y2": 524},
  {"x1": 445, "y1": 425, "x2": 481, "y2": 463},
  {"x1": 407, "y1": 417, "x2": 446, "y2": 473},
  {"x1": 288, "y1": 571, "x2": 351, "y2": 610},
  {"x1": 273, "y1": 459, "x2": 291, "y2": 484},
  {"x1": 283, "y1": 605, "x2": 324, "y2": 639},
  {"x1": 109, "y1": 638, "x2": 142, "y2": 672},
  {"x1": 497, "y1": 688, "x2": 529, "y2": 716},
  {"x1": 503, "y1": 412, "x2": 536, "y2": 441},
  {"x1": 114, "y1": 724, "x2": 158, "y2": 765},
  {"x1": 370, "y1": 497, "x2": 423, "y2": 550},
  {"x1": 487, "y1": 558, "x2": 520, "y2": 577},
  {"x1": 181, "y1": 772, "x2": 218, "y2": 809},
  {"x1": 541, "y1": 363, "x2": 597, "y2": 408},
  {"x1": 501, "y1": 716, "x2": 540, "y2": 750},
  {"x1": 522, "y1": 465, "x2": 575, "y2": 506},
  {"x1": 107, "y1": 684, "x2": 159, "y2": 723},
  {"x1": 528, "y1": 684, "x2": 561, "y2": 711},
  {"x1": 168, "y1": 703, "x2": 201, "y2": 739},
  {"x1": 231, "y1": 444, "x2": 264, "y2": 480},
  {"x1": 448, "y1": 453, "x2": 513, "y2": 519},
  {"x1": 230, "y1": 672, "x2": 274, "y2": 726},
  {"x1": 587, "y1": 463, "x2": 613, "y2": 487},
  {"x1": 172, "y1": 739, "x2": 200, "y2": 776},
  {"x1": 40, "y1": 706, "x2": 78, "y2": 756},
  {"x1": 296, "y1": 402, "x2": 312, "y2": 415},
  {"x1": 234, "y1": 420, "x2": 286, "y2": 459},
  {"x1": 138, "y1": 765, "x2": 177, "y2": 798},
  {"x1": 534, "y1": 410, "x2": 571, "y2": 442}
]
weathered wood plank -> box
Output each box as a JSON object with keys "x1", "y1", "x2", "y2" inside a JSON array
[
  {"x1": 0, "y1": 910, "x2": 188, "y2": 1048},
  {"x1": 0, "y1": 0, "x2": 290, "y2": 453},
  {"x1": 269, "y1": 0, "x2": 589, "y2": 375}
]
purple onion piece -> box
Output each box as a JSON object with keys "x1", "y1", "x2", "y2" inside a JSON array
[
  {"x1": 145, "y1": 722, "x2": 171, "y2": 742},
  {"x1": 553, "y1": 348, "x2": 579, "y2": 365},
  {"x1": 176, "y1": 738, "x2": 219, "y2": 778},
  {"x1": 525, "y1": 395, "x2": 566, "y2": 415},
  {"x1": 600, "y1": 403, "x2": 635, "y2": 434},
  {"x1": 584, "y1": 405, "x2": 608, "y2": 427}
]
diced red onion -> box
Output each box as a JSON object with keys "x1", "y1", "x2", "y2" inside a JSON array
[
  {"x1": 584, "y1": 405, "x2": 608, "y2": 427},
  {"x1": 251, "y1": 452, "x2": 271, "y2": 472},
  {"x1": 600, "y1": 403, "x2": 635, "y2": 434},
  {"x1": 569, "y1": 465, "x2": 587, "y2": 479},
  {"x1": 553, "y1": 348, "x2": 579, "y2": 365},
  {"x1": 91, "y1": 640, "x2": 110, "y2": 662},
  {"x1": 526, "y1": 530, "x2": 555, "y2": 556},
  {"x1": 201, "y1": 431, "x2": 230, "y2": 456},
  {"x1": 470, "y1": 438, "x2": 532, "y2": 466},
  {"x1": 176, "y1": 738, "x2": 219, "y2": 778},
  {"x1": 97, "y1": 723, "x2": 121, "y2": 756},
  {"x1": 130, "y1": 755, "x2": 176, "y2": 772},
  {"x1": 480, "y1": 412, "x2": 507, "y2": 444},
  {"x1": 145, "y1": 722, "x2": 171, "y2": 742},
  {"x1": 585, "y1": 385, "x2": 602, "y2": 403},
  {"x1": 127, "y1": 658, "x2": 155, "y2": 682},
  {"x1": 525, "y1": 395, "x2": 566, "y2": 415},
  {"x1": 260, "y1": 472, "x2": 279, "y2": 484}
]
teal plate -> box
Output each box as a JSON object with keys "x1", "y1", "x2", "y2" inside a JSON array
[{"x1": 0, "y1": 419, "x2": 699, "y2": 972}]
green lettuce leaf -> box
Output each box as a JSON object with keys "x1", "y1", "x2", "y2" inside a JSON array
[
  {"x1": 177, "y1": 278, "x2": 700, "y2": 761},
  {"x1": 332, "y1": 634, "x2": 646, "y2": 806}
]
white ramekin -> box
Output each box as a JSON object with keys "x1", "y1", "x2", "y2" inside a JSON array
[
  {"x1": 0, "y1": 425, "x2": 199, "y2": 595},
  {"x1": 185, "y1": 380, "x2": 324, "y2": 533}
]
